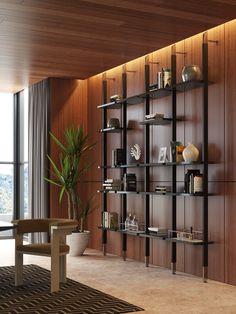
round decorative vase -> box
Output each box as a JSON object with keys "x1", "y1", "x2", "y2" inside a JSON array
[
  {"x1": 182, "y1": 65, "x2": 202, "y2": 82},
  {"x1": 67, "y1": 230, "x2": 90, "y2": 256},
  {"x1": 107, "y1": 118, "x2": 120, "y2": 129},
  {"x1": 182, "y1": 143, "x2": 199, "y2": 162}
]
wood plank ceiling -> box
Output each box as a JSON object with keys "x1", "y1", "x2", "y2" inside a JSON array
[{"x1": 0, "y1": 0, "x2": 235, "y2": 93}]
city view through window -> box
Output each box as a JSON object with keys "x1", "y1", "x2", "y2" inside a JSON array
[{"x1": 0, "y1": 90, "x2": 28, "y2": 236}]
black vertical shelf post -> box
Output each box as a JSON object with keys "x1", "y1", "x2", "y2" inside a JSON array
[
  {"x1": 202, "y1": 32, "x2": 208, "y2": 282},
  {"x1": 102, "y1": 76, "x2": 108, "y2": 256},
  {"x1": 171, "y1": 45, "x2": 177, "y2": 274},
  {"x1": 144, "y1": 57, "x2": 150, "y2": 267},
  {"x1": 122, "y1": 67, "x2": 127, "y2": 260}
]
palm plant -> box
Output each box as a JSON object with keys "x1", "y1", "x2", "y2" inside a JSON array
[{"x1": 45, "y1": 125, "x2": 95, "y2": 232}]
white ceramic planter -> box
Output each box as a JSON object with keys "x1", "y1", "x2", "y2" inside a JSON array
[{"x1": 67, "y1": 230, "x2": 90, "y2": 256}]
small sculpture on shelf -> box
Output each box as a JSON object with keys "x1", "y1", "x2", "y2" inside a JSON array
[
  {"x1": 110, "y1": 94, "x2": 122, "y2": 103},
  {"x1": 107, "y1": 118, "x2": 120, "y2": 129},
  {"x1": 124, "y1": 213, "x2": 139, "y2": 232},
  {"x1": 130, "y1": 144, "x2": 141, "y2": 161},
  {"x1": 182, "y1": 65, "x2": 202, "y2": 82}
]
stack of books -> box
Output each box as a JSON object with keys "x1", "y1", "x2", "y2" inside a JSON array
[
  {"x1": 123, "y1": 173, "x2": 136, "y2": 191},
  {"x1": 155, "y1": 186, "x2": 171, "y2": 194},
  {"x1": 148, "y1": 227, "x2": 168, "y2": 237},
  {"x1": 144, "y1": 113, "x2": 164, "y2": 121},
  {"x1": 103, "y1": 212, "x2": 119, "y2": 229},
  {"x1": 103, "y1": 179, "x2": 122, "y2": 191}
]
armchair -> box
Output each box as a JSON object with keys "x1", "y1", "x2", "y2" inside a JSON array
[{"x1": 12, "y1": 218, "x2": 77, "y2": 293}]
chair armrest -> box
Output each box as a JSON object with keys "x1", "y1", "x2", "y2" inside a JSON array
[{"x1": 50, "y1": 219, "x2": 78, "y2": 229}]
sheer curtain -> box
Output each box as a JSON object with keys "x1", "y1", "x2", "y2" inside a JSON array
[{"x1": 28, "y1": 79, "x2": 50, "y2": 242}]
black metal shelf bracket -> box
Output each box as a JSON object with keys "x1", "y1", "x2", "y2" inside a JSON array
[
  {"x1": 202, "y1": 31, "x2": 209, "y2": 283},
  {"x1": 171, "y1": 44, "x2": 177, "y2": 275},
  {"x1": 101, "y1": 73, "x2": 108, "y2": 256}
]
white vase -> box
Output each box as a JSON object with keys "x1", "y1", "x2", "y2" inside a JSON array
[
  {"x1": 67, "y1": 230, "x2": 90, "y2": 256},
  {"x1": 182, "y1": 143, "x2": 199, "y2": 162}
]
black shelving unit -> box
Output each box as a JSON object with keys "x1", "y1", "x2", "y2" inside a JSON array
[{"x1": 97, "y1": 32, "x2": 211, "y2": 282}]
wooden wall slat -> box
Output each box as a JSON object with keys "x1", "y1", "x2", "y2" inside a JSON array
[{"x1": 49, "y1": 78, "x2": 88, "y2": 218}]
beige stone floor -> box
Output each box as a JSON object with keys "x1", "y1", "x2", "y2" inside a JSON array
[{"x1": 1, "y1": 239, "x2": 236, "y2": 314}]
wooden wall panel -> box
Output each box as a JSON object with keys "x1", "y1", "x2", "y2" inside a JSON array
[
  {"x1": 207, "y1": 25, "x2": 225, "y2": 182},
  {"x1": 225, "y1": 19, "x2": 236, "y2": 181},
  {"x1": 84, "y1": 19, "x2": 236, "y2": 285},
  {"x1": 225, "y1": 182, "x2": 236, "y2": 285},
  {"x1": 208, "y1": 183, "x2": 225, "y2": 282},
  {"x1": 87, "y1": 74, "x2": 103, "y2": 183},
  {"x1": 49, "y1": 78, "x2": 88, "y2": 218}
]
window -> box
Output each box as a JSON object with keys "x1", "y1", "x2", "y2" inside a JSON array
[
  {"x1": 0, "y1": 93, "x2": 14, "y2": 237},
  {"x1": 0, "y1": 90, "x2": 28, "y2": 237}
]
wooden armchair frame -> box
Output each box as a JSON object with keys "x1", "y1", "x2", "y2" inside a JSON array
[{"x1": 12, "y1": 218, "x2": 77, "y2": 293}]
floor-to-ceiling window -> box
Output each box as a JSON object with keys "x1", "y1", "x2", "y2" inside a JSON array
[
  {"x1": 23, "y1": 88, "x2": 28, "y2": 218},
  {"x1": 0, "y1": 90, "x2": 28, "y2": 237}
]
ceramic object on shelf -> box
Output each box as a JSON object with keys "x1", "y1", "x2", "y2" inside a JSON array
[
  {"x1": 107, "y1": 118, "x2": 120, "y2": 129},
  {"x1": 182, "y1": 65, "x2": 202, "y2": 82},
  {"x1": 182, "y1": 143, "x2": 199, "y2": 162}
]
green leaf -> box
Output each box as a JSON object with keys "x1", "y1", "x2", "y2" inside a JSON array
[
  {"x1": 59, "y1": 186, "x2": 66, "y2": 203},
  {"x1": 50, "y1": 132, "x2": 66, "y2": 152}
]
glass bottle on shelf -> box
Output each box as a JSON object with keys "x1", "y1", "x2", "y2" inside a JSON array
[
  {"x1": 125, "y1": 213, "x2": 132, "y2": 230},
  {"x1": 132, "y1": 215, "x2": 138, "y2": 231}
]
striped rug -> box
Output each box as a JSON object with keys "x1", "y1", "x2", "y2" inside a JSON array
[{"x1": 0, "y1": 264, "x2": 144, "y2": 313}]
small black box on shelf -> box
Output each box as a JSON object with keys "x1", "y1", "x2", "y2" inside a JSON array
[
  {"x1": 112, "y1": 148, "x2": 126, "y2": 166},
  {"x1": 123, "y1": 173, "x2": 137, "y2": 191}
]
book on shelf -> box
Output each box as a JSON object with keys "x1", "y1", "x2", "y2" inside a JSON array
[
  {"x1": 144, "y1": 113, "x2": 164, "y2": 120},
  {"x1": 102, "y1": 212, "x2": 119, "y2": 229},
  {"x1": 103, "y1": 179, "x2": 122, "y2": 191},
  {"x1": 105, "y1": 186, "x2": 120, "y2": 191},
  {"x1": 104, "y1": 178, "x2": 122, "y2": 183},
  {"x1": 155, "y1": 186, "x2": 171, "y2": 193}
]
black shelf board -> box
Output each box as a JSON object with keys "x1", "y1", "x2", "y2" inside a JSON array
[
  {"x1": 98, "y1": 161, "x2": 204, "y2": 169},
  {"x1": 140, "y1": 191, "x2": 210, "y2": 197},
  {"x1": 100, "y1": 127, "x2": 123, "y2": 133},
  {"x1": 119, "y1": 229, "x2": 145, "y2": 236},
  {"x1": 98, "y1": 226, "x2": 119, "y2": 232},
  {"x1": 97, "y1": 81, "x2": 213, "y2": 109},
  {"x1": 97, "y1": 101, "x2": 122, "y2": 109},
  {"x1": 98, "y1": 190, "x2": 211, "y2": 196},
  {"x1": 175, "y1": 80, "x2": 213, "y2": 92},
  {"x1": 148, "y1": 87, "x2": 172, "y2": 99},
  {"x1": 139, "y1": 232, "x2": 168, "y2": 240},
  {"x1": 140, "y1": 118, "x2": 173, "y2": 126},
  {"x1": 98, "y1": 190, "x2": 139, "y2": 194},
  {"x1": 125, "y1": 93, "x2": 146, "y2": 105}
]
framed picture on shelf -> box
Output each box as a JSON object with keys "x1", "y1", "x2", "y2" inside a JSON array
[{"x1": 158, "y1": 147, "x2": 167, "y2": 163}]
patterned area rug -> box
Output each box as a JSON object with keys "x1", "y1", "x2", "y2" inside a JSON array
[{"x1": 0, "y1": 264, "x2": 144, "y2": 314}]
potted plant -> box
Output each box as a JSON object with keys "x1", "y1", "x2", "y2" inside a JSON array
[{"x1": 45, "y1": 125, "x2": 96, "y2": 256}]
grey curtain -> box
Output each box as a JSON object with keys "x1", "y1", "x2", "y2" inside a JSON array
[{"x1": 28, "y1": 79, "x2": 50, "y2": 242}]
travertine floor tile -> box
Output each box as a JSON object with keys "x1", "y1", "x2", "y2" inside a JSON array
[{"x1": 1, "y1": 239, "x2": 236, "y2": 314}]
